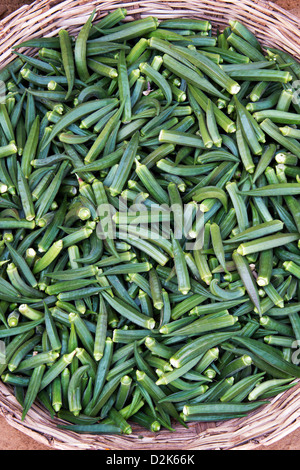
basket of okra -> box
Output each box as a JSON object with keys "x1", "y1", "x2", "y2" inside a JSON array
[{"x1": 0, "y1": 0, "x2": 300, "y2": 451}]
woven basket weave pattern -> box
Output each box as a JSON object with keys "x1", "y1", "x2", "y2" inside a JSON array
[
  {"x1": 1, "y1": 0, "x2": 300, "y2": 66},
  {"x1": 0, "y1": 0, "x2": 300, "y2": 451}
]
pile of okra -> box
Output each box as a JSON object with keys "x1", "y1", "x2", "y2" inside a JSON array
[{"x1": 0, "y1": 7, "x2": 300, "y2": 435}]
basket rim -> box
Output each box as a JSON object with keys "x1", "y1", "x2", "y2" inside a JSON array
[
  {"x1": 1, "y1": 380, "x2": 300, "y2": 450},
  {"x1": 1, "y1": 0, "x2": 300, "y2": 67},
  {"x1": 1, "y1": 0, "x2": 300, "y2": 451}
]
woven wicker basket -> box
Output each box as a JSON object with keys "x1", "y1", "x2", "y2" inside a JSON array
[{"x1": 1, "y1": 0, "x2": 300, "y2": 451}]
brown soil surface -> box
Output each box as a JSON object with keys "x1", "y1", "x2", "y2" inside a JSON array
[
  {"x1": 274, "y1": 0, "x2": 299, "y2": 10},
  {"x1": 0, "y1": 0, "x2": 32, "y2": 20},
  {"x1": 0, "y1": 0, "x2": 299, "y2": 452}
]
